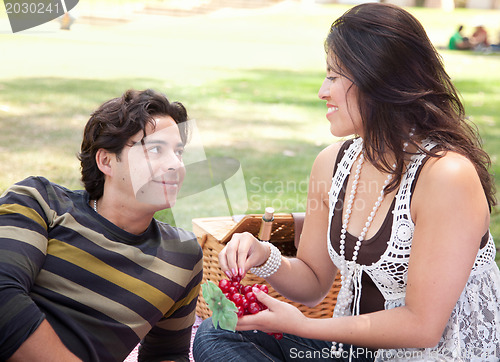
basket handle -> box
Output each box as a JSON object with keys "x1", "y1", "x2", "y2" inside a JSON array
[
  {"x1": 198, "y1": 233, "x2": 208, "y2": 249},
  {"x1": 292, "y1": 212, "x2": 305, "y2": 249}
]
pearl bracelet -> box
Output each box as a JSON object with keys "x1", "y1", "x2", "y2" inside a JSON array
[{"x1": 249, "y1": 242, "x2": 282, "y2": 278}]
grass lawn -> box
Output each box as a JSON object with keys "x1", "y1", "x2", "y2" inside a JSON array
[{"x1": 0, "y1": 2, "x2": 499, "y2": 263}]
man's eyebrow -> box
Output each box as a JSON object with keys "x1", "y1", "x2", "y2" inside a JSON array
[
  {"x1": 136, "y1": 139, "x2": 184, "y2": 148},
  {"x1": 139, "y1": 139, "x2": 167, "y2": 146}
]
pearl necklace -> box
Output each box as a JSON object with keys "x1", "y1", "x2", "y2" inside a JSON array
[
  {"x1": 93, "y1": 199, "x2": 98, "y2": 213},
  {"x1": 331, "y1": 151, "x2": 393, "y2": 355},
  {"x1": 331, "y1": 136, "x2": 411, "y2": 356}
]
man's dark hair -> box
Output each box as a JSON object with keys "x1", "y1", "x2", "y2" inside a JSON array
[{"x1": 78, "y1": 89, "x2": 189, "y2": 200}]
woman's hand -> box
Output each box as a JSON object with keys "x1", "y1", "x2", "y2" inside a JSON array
[
  {"x1": 235, "y1": 287, "x2": 306, "y2": 334},
  {"x1": 218, "y1": 232, "x2": 270, "y2": 279}
]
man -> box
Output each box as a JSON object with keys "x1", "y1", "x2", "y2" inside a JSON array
[
  {"x1": 448, "y1": 25, "x2": 472, "y2": 50},
  {"x1": 0, "y1": 89, "x2": 203, "y2": 361}
]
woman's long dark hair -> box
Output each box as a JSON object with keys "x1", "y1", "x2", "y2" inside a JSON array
[{"x1": 325, "y1": 3, "x2": 496, "y2": 208}]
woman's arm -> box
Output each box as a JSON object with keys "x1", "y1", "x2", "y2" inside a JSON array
[
  {"x1": 237, "y1": 151, "x2": 489, "y2": 349},
  {"x1": 219, "y1": 142, "x2": 342, "y2": 306}
]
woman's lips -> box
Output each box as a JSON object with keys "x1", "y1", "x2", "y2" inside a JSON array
[{"x1": 326, "y1": 104, "x2": 339, "y2": 117}]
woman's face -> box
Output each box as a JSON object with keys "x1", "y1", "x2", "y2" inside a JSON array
[{"x1": 318, "y1": 56, "x2": 363, "y2": 138}]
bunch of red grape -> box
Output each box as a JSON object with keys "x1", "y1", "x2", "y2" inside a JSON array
[{"x1": 218, "y1": 276, "x2": 283, "y2": 340}]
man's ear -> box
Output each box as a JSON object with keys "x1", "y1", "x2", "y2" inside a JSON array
[{"x1": 95, "y1": 149, "x2": 114, "y2": 177}]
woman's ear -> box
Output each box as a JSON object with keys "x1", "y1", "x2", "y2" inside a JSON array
[{"x1": 95, "y1": 149, "x2": 114, "y2": 177}]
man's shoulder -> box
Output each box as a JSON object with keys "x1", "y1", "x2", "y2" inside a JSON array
[
  {"x1": 3, "y1": 176, "x2": 85, "y2": 216},
  {"x1": 155, "y1": 221, "x2": 202, "y2": 255},
  {"x1": 11, "y1": 176, "x2": 74, "y2": 195},
  {"x1": 3, "y1": 176, "x2": 54, "y2": 200},
  {"x1": 12, "y1": 175, "x2": 50, "y2": 188}
]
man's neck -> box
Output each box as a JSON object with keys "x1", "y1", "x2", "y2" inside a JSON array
[{"x1": 93, "y1": 196, "x2": 155, "y2": 235}]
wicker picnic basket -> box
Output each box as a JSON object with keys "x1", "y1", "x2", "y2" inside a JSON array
[{"x1": 193, "y1": 213, "x2": 342, "y2": 320}]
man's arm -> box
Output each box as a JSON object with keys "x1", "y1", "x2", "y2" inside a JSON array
[
  {"x1": 8, "y1": 320, "x2": 81, "y2": 362},
  {"x1": 0, "y1": 178, "x2": 72, "y2": 360}
]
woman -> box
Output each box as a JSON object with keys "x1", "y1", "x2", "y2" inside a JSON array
[
  {"x1": 470, "y1": 24, "x2": 489, "y2": 50},
  {"x1": 193, "y1": 4, "x2": 500, "y2": 361}
]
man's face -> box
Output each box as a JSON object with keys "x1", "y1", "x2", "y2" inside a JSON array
[{"x1": 123, "y1": 115, "x2": 185, "y2": 210}]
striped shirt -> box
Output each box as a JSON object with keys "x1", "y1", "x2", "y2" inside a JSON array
[{"x1": 0, "y1": 176, "x2": 203, "y2": 361}]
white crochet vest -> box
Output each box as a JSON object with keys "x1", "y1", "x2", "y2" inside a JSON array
[{"x1": 327, "y1": 138, "x2": 500, "y2": 361}]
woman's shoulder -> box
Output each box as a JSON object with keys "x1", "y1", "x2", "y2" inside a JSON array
[
  {"x1": 420, "y1": 150, "x2": 480, "y2": 184},
  {"x1": 315, "y1": 138, "x2": 354, "y2": 165},
  {"x1": 310, "y1": 139, "x2": 355, "y2": 186},
  {"x1": 412, "y1": 150, "x2": 489, "y2": 222}
]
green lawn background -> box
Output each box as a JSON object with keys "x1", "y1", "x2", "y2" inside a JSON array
[{"x1": 0, "y1": 2, "x2": 499, "y2": 262}]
